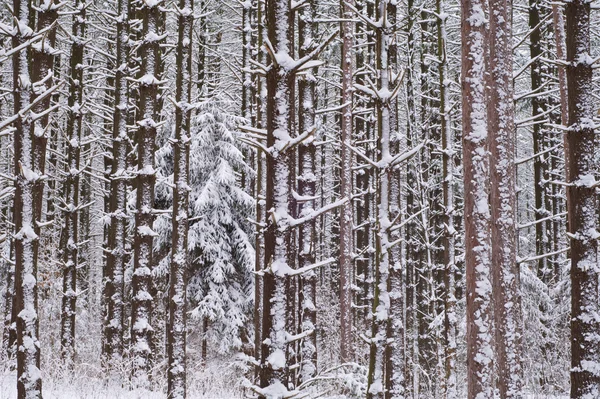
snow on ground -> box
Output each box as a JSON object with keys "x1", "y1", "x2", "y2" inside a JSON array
[
  {"x1": 0, "y1": 357, "x2": 245, "y2": 399},
  {"x1": 0, "y1": 372, "x2": 243, "y2": 399}
]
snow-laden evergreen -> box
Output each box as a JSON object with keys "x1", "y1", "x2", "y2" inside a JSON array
[{"x1": 155, "y1": 98, "x2": 255, "y2": 354}]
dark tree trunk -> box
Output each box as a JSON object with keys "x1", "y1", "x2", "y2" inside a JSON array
[
  {"x1": 298, "y1": 0, "x2": 318, "y2": 383},
  {"x1": 103, "y1": 0, "x2": 130, "y2": 367},
  {"x1": 59, "y1": 0, "x2": 86, "y2": 365},
  {"x1": 166, "y1": 1, "x2": 193, "y2": 397},
  {"x1": 259, "y1": 0, "x2": 296, "y2": 393},
  {"x1": 488, "y1": 0, "x2": 523, "y2": 393},
  {"x1": 131, "y1": 0, "x2": 164, "y2": 387},
  {"x1": 339, "y1": 0, "x2": 355, "y2": 365},
  {"x1": 460, "y1": 0, "x2": 494, "y2": 395},
  {"x1": 566, "y1": 0, "x2": 599, "y2": 396}
]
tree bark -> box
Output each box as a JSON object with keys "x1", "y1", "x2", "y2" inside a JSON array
[
  {"x1": 59, "y1": 0, "x2": 86, "y2": 366},
  {"x1": 166, "y1": 1, "x2": 193, "y2": 397},
  {"x1": 253, "y1": 0, "x2": 265, "y2": 381},
  {"x1": 437, "y1": 0, "x2": 457, "y2": 395},
  {"x1": 366, "y1": 1, "x2": 394, "y2": 397},
  {"x1": 131, "y1": 0, "x2": 164, "y2": 387},
  {"x1": 12, "y1": 0, "x2": 58, "y2": 396},
  {"x1": 340, "y1": 0, "x2": 355, "y2": 365},
  {"x1": 298, "y1": 0, "x2": 318, "y2": 384},
  {"x1": 566, "y1": 0, "x2": 599, "y2": 396},
  {"x1": 488, "y1": 0, "x2": 523, "y2": 394},
  {"x1": 103, "y1": 0, "x2": 130, "y2": 367},
  {"x1": 460, "y1": 0, "x2": 494, "y2": 395},
  {"x1": 259, "y1": 0, "x2": 296, "y2": 394}
]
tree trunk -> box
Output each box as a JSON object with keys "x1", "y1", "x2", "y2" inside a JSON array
[
  {"x1": 340, "y1": 0, "x2": 355, "y2": 365},
  {"x1": 259, "y1": 0, "x2": 296, "y2": 394},
  {"x1": 366, "y1": 1, "x2": 394, "y2": 397},
  {"x1": 566, "y1": 0, "x2": 599, "y2": 396},
  {"x1": 131, "y1": 0, "x2": 164, "y2": 387},
  {"x1": 59, "y1": 0, "x2": 86, "y2": 365},
  {"x1": 253, "y1": 0, "x2": 265, "y2": 381},
  {"x1": 298, "y1": 0, "x2": 318, "y2": 384},
  {"x1": 488, "y1": 0, "x2": 523, "y2": 394},
  {"x1": 437, "y1": 0, "x2": 457, "y2": 395},
  {"x1": 460, "y1": 0, "x2": 494, "y2": 395},
  {"x1": 103, "y1": 0, "x2": 130, "y2": 367},
  {"x1": 166, "y1": 1, "x2": 193, "y2": 397},
  {"x1": 404, "y1": 0, "x2": 420, "y2": 391},
  {"x1": 12, "y1": 0, "x2": 58, "y2": 396}
]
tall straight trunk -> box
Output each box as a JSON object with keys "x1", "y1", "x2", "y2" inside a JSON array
[
  {"x1": 131, "y1": 0, "x2": 164, "y2": 387},
  {"x1": 488, "y1": 0, "x2": 523, "y2": 395},
  {"x1": 12, "y1": 0, "x2": 58, "y2": 397},
  {"x1": 253, "y1": 0, "x2": 264, "y2": 380},
  {"x1": 528, "y1": 1, "x2": 554, "y2": 385},
  {"x1": 528, "y1": 0, "x2": 550, "y2": 280},
  {"x1": 460, "y1": 0, "x2": 494, "y2": 395},
  {"x1": 417, "y1": 13, "x2": 437, "y2": 391},
  {"x1": 566, "y1": 0, "x2": 599, "y2": 396},
  {"x1": 59, "y1": 0, "x2": 86, "y2": 365},
  {"x1": 339, "y1": 0, "x2": 355, "y2": 364},
  {"x1": 353, "y1": 0, "x2": 372, "y2": 333},
  {"x1": 552, "y1": 4, "x2": 568, "y2": 260},
  {"x1": 259, "y1": 0, "x2": 296, "y2": 394},
  {"x1": 103, "y1": 0, "x2": 130, "y2": 366},
  {"x1": 298, "y1": 0, "x2": 318, "y2": 384},
  {"x1": 385, "y1": 3, "x2": 405, "y2": 398},
  {"x1": 437, "y1": 0, "x2": 456, "y2": 396},
  {"x1": 166, "y1": 1, "x2": 193, "y2": 397},
  {"x1": 404, "y1": 0, "x2": 420, "y2": 392},
  {"x1": 240, "y1": 0, "x2": 254, "y2": 194},
  {"x1": 366, "y1": 1, "x2": 394, "y2": 397}
]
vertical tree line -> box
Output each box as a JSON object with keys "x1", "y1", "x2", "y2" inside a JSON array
[{"x1": 0, "y1": 0, "x2": 597, "y2": 398}]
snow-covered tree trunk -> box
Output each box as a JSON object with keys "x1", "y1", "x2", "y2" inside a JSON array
[
  {"x1": 241, "y1": 0, "x2": 254, "y2": 194},
  {"x1": 488, "y1": 0, "x2": 523, "y2": 394},
  {"x1": 131, "y1": 0, "x2": 164, "y2": 387},
  {"x1": 552, "y1": 5, "x2": 567, "y2": 126},
  {"x1": 404, "y1": 0, "x2": 420, "y2": 392},
  {"x1": 11, "y1": 0, "x2": 58, "y2": 396},
  {"x1": 253, "y1": 0, "x2": 265, "y2": 380},
  {"x1": 353, "y1": 0, "x2": 373, "y2": 334},
  {"x1": 339, "y1": 0, "x2": 355, "y2": 365},
  {"x1": 166, "y1": 1, "x2": 193, "y2": 397},
  {"x1": 565, "y1": 0, "x2": 600, "y2": 396},
  {"x1": 298, "y1": 0, "x2": 318, "y2": 384},
  {"x1": 385, "y1": 2, "x2": 406, "y2": 397},
  {"x1": 366, "y1": 1, "x2": 394, "y2": 397},
  {"x1": 103, "y1": 0, "x2": 130, "y2": 366},
  {"x1": 259, "y1": 0, "x2": 296, "y2": 394},
  {"x1": 59, "y1": 0, "x2": 86, "y2": 365},
  {"x1": 437, "y1": 0, "x2": 457, "y2": 395},
  {"x1": 460, "y1": 0, "x2": 494, "y2": 395},
  {"x1": 528, "y1": 0, "x2": 551, "y2": 280}
]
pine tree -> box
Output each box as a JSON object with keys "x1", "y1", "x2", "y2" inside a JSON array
[
  {"x1": 566, "y1": 0, "x2": 599, "y2": 396},
  {"x1": 166, "y1": 0, "x2": 193, "y2": 397},
  {"x1": 339, "y1": 0, "x2": 355, "y2": 365},
  {"x1": 176, "y1": 100, "x2": 254, "y2": 354},
  {"x1": 59, "y1": 0, "x2": 86, "y2": 365},
  {"x1": 10, "y1": 0, "x2": 59, "y2": 396},
  {"x1": 297, "y1": 0, "x2": 319, "y2": 383},
  {"x1": 488, "y1": 0, "x2": 523, "y2": 394},
  {"x1": 103, "y1": 0, "x2": 131, "y2": 366},
  {"x1": 461, "y1": 0, "x2": 494, "y2": 395},
  {"x1": 130, "y1": 0, "x2": 165, "y2": 387}
]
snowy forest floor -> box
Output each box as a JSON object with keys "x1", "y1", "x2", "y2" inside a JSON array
[
  {"x1": 0, "y1": 358, "x2": 244, "y2": 399},
  {"x1": 0, "y1": 365, "x2": 570, "y2": 399}
]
